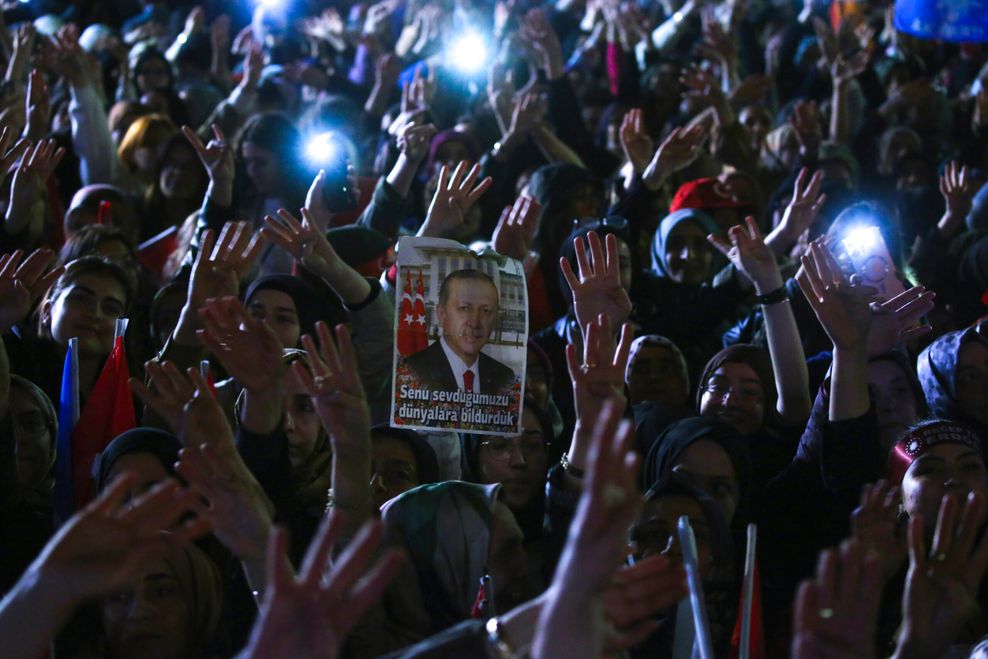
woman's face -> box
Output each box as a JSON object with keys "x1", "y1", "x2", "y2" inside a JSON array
[
  {"x1": 956, "y1": 341, "x2": 988, "y2": 427},
  {"x1": 102, "y1": 559, "x2": 195, "y2": 659},
  {"x1": 135, "y1": 58, "x2": 171, "y2": 94},
  {"x1": 248, "y1": 289, "x2": 301, "y2": 348},
  {"x1": 868, "y1": 359, "x2": 919, "y2": 451},
  {"x1": 281, "y1": 369, "x2": 322, "y2": 470},
  {"x1": 901, "y1": 443, "x2": 988, "y2": 534},
  {"x1": 105, "y1": 452, "x2": 170, "y2": 498},
  {"x1": 525, "y1": 349, "x2": 549, "y2": 410},
  {"x1": 699, "y1": 362, "x2": 766, "y2": 437},
  {"x1": 159, "y1": 144, "x2": 206, "y2": 201},
  {"x1": 487, "y1": 501, "x2": 532, "y2": 612},
  {"x1": 242, "y1": 142, "x2": 281, "y2": 197},
  {"x1": 631, "y1": 494, "x2": 714, "y2": 580},
  {"x1": 626, "y1": 343, "x2": 688, "y2": 408},
  {"x1": 739, "y1": 106, "x2": 771, "y2": 152},
  {"x1": 671, "y1": 439, "x2": 740, "y2": 525},
  {"x1": 370, "y1": 434, "x2": 421, "y2": 510},
  {"x1": 434, "y1": 142, "x2": 473, "y2": 173},
  {"x1": 10, "y1": 388, "x2": 51, "y2": 492},
  {"x1": 47, "y1": 273, "x2": 128, "y2": 357},
  {"x1": 664, "y1": 221, "x2": 712, "y2": 286},
  {"x1": 477, "y1": 408, "x2": 547, "y2": 510}
]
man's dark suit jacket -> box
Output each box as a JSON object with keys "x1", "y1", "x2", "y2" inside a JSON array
[{"x1": 403, "y1": 340, "x2": 516, "y2": 395}]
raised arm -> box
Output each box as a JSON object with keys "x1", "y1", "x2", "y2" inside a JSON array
[
  {"x1": 710, "y1": 216, "x2": 812, "y2": 426},
  {"x1": 294, "y1": 322, "x2": 374, "y2": 535}
]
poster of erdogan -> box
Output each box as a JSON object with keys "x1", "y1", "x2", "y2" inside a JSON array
[{"x1": 391, "y1": 236, "x2": 527, "y2": 435}]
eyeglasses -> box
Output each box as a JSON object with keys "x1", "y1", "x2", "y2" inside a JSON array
[
  {"x1": 371, "y1": 465, "x2": 419, "y2": 490},
  {"x1": 702, "y1": 378, "x2": 763, "y2": 406},
  {"x1": 480, "y1": 434, "x2": 547, "y2": 462}
]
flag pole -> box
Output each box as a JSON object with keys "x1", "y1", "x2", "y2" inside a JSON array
[
  {"x1": 678, "y1": 515, "x2": 714, "y2": 659},
  {"x1": 740, "y1": 523, "x2": 757, "y2": 659}
]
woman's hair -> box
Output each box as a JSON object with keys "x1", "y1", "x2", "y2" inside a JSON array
[
  {"x1": 234, "y1": 112, "x2": 310, "y2": 208},
  {"x1": 107, "y1": 100, "x2": 151, "y2": 144},
  {"x1": 117, "y1": 113, "x2": 177, "y2": 172},
  {"x1": 38, "y1": 256, "x2": 136, "y2": 334},
  {"x1": 58, "y1": 224, "x2": 136, "y2": 267},
  {"x1": 130, "y1": 47, "x2": 174, "y2": 92}
]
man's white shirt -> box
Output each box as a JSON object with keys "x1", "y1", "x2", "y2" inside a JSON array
[{"x1": 440, "y1": 336, "x2": 480, "y2": 392}]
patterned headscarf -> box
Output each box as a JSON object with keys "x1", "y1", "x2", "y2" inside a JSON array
[
  {"x1": 917, "y1": 325, "x2": 988, "y2": 424},
  {"x1": 381, "y1": 481, "x2": 500, "y2": 632}
]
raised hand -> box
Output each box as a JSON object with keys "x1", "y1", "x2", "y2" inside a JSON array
[
  {"x1": 261, "y1": 206, "x2": 343, "y2": 282},
  {"x1": 0, "y1": 125, "x2": 29, "y2": 186},
  {"x1": 492, "y1": 195, "x2": 541, "y2": 261},
  {"x1": 293, "y1": 322, "x2": 370, "y2": 452},
  {"x1": 7, "y1": 138, "x2": 66, "y2": 233},
  {"x1": 183, "y1": 123, "x2": 234, "y2": 189},
  {"x1": 602, "y1": 555, "x2": 688, "y2": 651},
  {"x1": 533, "y1": 401, "x2": 641, "y2": 659},
  {"x1": 940, "y1": 160, "x2": 972, "y2": 220},
  {"x1": 509, "y1": 91, "x2": 544, "y2": 137},
  {"x1": 560, "y1": 231, "x2": 633, "y2": 330},
  {"x1": 791, "y1": 541, "x2": 882, "y2": 659},
  {"x1": 642, "y1": 124, "x2": 707, "y2": 190},
  {"x1": 129, "y1": 360, "x2": 196, "y2": 435},
  {"x1": 30, "y1": 473, "x2": 209, "y2": 604},
  {"x1": 851, "y1": 480, "x2": 906, "y2": 582},
  {"x1": 896, "y1": 494, "x2": 988, "y2": 658},
  {"x1": 176, "y1": 367, "x2": 275, "y2": 566},
  {"x1": 768, "y1": 168, "x2": 827, "y2": 254},
  {"x1": 708, "y1": 215, "x2": 783, "y2": 295},
  {"x1": 175, "y1": 222, "x2": 263, "y2": 344},
  {"x1": 240, "y1": 515, "x2": 404, "y2": 659},
  {"x1": 395, "y1": 120, "x2": 436, "y2": 164},
  {"x1": 0, "y1": 248, "x2": 61, "y2": 332},
  {"x1": 520, "y1": 8, "x2": 564, "y2": 80},
  {"x1": 197, "y1": 296, "x2": 286, "y2": 393},
  {"x1": 619, "y1": 108, "x2": 653, "y2": 174},
  {"x1": 418, "y1": 161, "x2": 492, "y2": 239},
  {"x1": 24, "y1": 69, "x2": 51, "y2": 140},
  {"x1": 864, "y1": 286, "x2": 935, "y2": 357},
  {"x1": 680, "y1": 65, "x2": 725, "y2": 108},
  {"x1": 796, "y1": 239, "x2": 874, "y2": 351},
  {"x1": 566, "y1": 313, "x2": 633, "y2": 424}
]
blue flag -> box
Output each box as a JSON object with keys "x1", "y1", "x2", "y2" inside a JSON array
[
  {"x1": 894, "y1": 0, "x2": 988, "y2": 43},
  {"x1": 54, "y1": 337, "x2": 79, "y2": 523}
]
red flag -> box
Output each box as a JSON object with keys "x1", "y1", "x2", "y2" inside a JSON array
[
  {"x1": 137, "y1": 226, "x2": 180, "y2": 280},
  {"x1": 414, "y1": 271, "x2": 429, "y2": 352},
  {"x1": 71, "y1": 336, "x2": 136, "y2": 507},
  {"x1": 730, "y1": 562, "x2": 764, "y2": 659},
  {"x1": 397, "y1": 271, "x2": 418, "y2": 356}
]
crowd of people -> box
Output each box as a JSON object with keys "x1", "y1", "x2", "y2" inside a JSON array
[{"x1": 0, "y1": 0, "x2": 987, "y2": 656}]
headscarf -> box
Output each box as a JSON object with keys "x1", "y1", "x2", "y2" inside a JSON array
[
  {"x1": 425, "y1": 129, "x2": 482, "y2": 175},
  {"x1": 6, "y1": 375, "x2": 58, "y2": 509},
  {"x1": 280, "y1": 349, "x2": 333, "y2": 514},
  {"x1": 917, "y1": 325, "x2": 988, "y2": 425},
  {"x1": 381, "y1": 481, "x2": 500, "y2": 632},
  {"x1": 243, "y1": 274, "x2": 339, "y2": 344},
  {"x1": 642, "y1": 416, "x2": 751, "y2": 519},
  {"x1": 888, "y1": 419, "x2": 983, "y2": 485},
  {"x1": 161, "y1": 542, "x2": 225, "y2": 653},
  {"x1": 696, "y1": 344, "x2": 778, "y2": 431},
  {"x1": 94, "y1": 427, "x2": 181, "y2": 492},
  {"x1": 649, "y1": 209, "x2": 718, "y2": 279},
  {"x1": 372, "y1": 424, "x2": 441, "y2": 486},
  {"x1": 627, "y1": 334, "x2": 691, "y2": 402}
]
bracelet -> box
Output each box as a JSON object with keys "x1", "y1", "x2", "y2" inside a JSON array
[
  {"x1": 560, "y1": 452, "x2": 586, "y2": 478},
  {"x1": 755, "y1": 285, "x2": 789, "y2": 306}
]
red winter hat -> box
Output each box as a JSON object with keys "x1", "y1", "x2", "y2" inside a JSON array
[
  {"x1": 670, "y1": 177, "x2": 750, "y2": 213},
  {"x1": 888, "y1": 420, "x2": 982, "y2": 486}
]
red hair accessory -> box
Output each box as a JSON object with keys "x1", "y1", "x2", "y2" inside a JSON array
[{"x1": 888, "y1": 421, "x2": 981, "y2": 485}]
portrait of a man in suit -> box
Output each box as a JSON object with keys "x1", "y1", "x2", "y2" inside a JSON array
[{"x1": 403, "y1": 269, "x2": 516, "y2": 395}]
